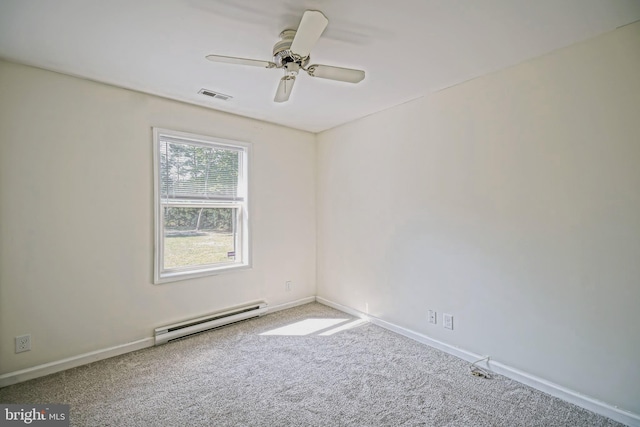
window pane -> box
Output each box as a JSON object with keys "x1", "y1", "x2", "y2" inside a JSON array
[
  {"x1": 159, "y1": 141, "x2": 240, "y2": 201},
  {"x1": 153, "y1": 128, "x2": 249, "y2": 283},
  {"x1": 163, "y1": 206, "x2": 238, "y2": 270}
]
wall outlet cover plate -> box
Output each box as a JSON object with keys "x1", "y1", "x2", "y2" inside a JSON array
[
  {"x1": 443, "y1": 313, "x2": 454, "y2": 330},
  {"x1": 428, "y1": 310, "x2": 437, "y2": 324}
]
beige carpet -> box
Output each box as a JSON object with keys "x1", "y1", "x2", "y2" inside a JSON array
[{"x1": 0, "y1": 302, "x2": 624, "y2": 426}]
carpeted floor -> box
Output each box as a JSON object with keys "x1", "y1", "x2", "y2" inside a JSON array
[{"x1": 0, "y1": 302, "x2": 625, "y2": 426}]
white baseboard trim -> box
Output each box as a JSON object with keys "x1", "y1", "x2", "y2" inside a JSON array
[
  {"x1": 267, "y1": 296, "x2": 316, "y2": 314},
  {"x1": 2, "y1": 297, "x2": 637, "y2": 426},
  {"x1": 0, "y1": 297, "x2": 316, "y2": 389},
  {"x1": 316, "y1": 296, "x2": 640, "y2": 427},
  {"x1": 0, "y1": 338, "x2": 154, "y2": 388}
]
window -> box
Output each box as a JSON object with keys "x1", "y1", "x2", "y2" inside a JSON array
[{"x1": 153, "y1": 128, "x2": 250, "y2": 283}]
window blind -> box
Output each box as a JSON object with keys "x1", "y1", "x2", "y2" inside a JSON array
[{"x1": 159, "y1": 138, "x2": 243, "y2": 202}]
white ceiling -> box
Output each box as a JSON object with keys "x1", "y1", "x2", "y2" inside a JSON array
[{"x1": 1, "y1": 0, "x2": 639, "y2": 133}]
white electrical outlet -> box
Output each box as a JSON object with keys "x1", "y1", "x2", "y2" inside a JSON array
[
  {"x1": 16, "y1": 334, "x2": 31, "y2": 353},
  {"x1": 428, "y1": 310, "x2": 437, "y2": 324},
  {"x1": 443, "y1": 313, "x2": 454, "y2": 330},
  {"x1": 285, "y1": 281, "x2": 292, "y2": 292}
]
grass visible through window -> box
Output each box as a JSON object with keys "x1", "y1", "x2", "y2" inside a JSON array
[{"x1": 164, "y1": 231, "x2": 235, "y2": 269}]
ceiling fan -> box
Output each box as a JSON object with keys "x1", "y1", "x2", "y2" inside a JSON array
[{"x1": 206, "y1": 10, "x2": 365, "y2": 103}]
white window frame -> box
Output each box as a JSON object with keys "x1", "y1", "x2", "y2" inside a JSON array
[{"x1": 153, "y1": 128, "x2": 251, "y2": 284}]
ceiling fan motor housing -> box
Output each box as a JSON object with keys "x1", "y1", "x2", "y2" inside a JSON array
[{"x1": 273, "y1": 29, "x2": 309, "y2": 68}]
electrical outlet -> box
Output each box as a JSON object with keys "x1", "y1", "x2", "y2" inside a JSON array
[
  {"x1": 428, "y1": 310, "x2": 437, "y2": 324},
  {"x1": 15, "y1": 334, "x2": 31, "y2": 353},
  {"x1": 285, "y1": 281, "x2": 292, "y2": 292},
  {"x1": 443, "y1": 313, "x2": 453, "y2": 330}
]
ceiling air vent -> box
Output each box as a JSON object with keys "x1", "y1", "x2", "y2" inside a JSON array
[{"x1": 198, "y1": 89, "x2": 232, "y2": 101}]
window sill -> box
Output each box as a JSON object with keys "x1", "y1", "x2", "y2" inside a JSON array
[{"x1": 154, "y1": 263, "x2": 251, "y2": 284}]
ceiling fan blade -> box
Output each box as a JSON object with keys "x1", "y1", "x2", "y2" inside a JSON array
[
  {"x1": 306, "y1": 65, "x2": 365, "y2": 83},
  {"x1": 274, "y1": 76, "x2": 296, "y2": 102},
  {"x1": 206, "y1": 54, "x2": 276, "y2": 68},
  {"x1": 290, "y1": 10, "x2": 328, "y2": 58}
]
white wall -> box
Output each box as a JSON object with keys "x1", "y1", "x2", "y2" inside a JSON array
[
  {"x1": 0, "y1": 61, "x2": 316, "y2": 374},
  {"x1": 1, "y1": 20, "x2": 639, "y2": 419},
  {"x1": 317, "y1": 22, "x2": 640, "y2": 414}
]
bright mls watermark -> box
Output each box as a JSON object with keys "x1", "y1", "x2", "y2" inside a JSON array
[{"x1": 1, "y1": 405, "x2": 69, "y2": 426}]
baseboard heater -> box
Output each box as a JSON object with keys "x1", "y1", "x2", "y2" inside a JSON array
[{"x1": 154, "y1": 300, "x2": 268, "y2": 345}]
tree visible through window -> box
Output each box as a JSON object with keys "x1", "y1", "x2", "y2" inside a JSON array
[{"x1": 153, "y1": 128, "x2": 250, "y2": 283}]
